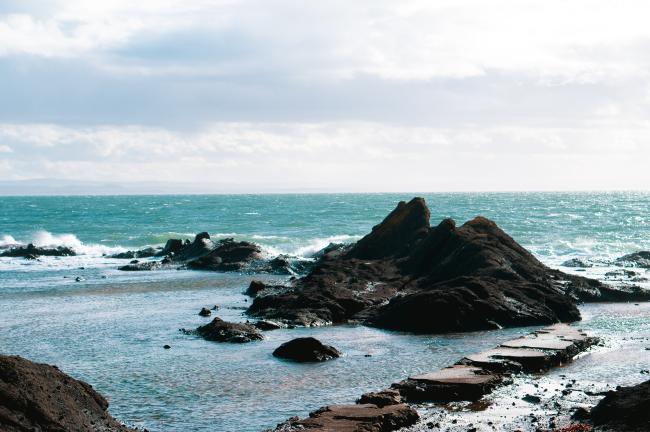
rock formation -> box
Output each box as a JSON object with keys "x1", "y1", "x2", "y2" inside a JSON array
[
  {"x1": 0, "y1": 355, "x2": 135, "y2": 432},
  {"x1": 272, "y1": 337, "x2": 341, "y2": 362},
  {"x1": 0, "y1": 244, "x2": 76, "y2": 258},
  {"x1": 591, "y1": 379, "x2": 650, "y2": 430},
  {"x1": 247, "y1": 197, "x2": 646, "y2": 332},
  {"x1": 194, "y1": 317, "x2": 263, "y2": 343}
]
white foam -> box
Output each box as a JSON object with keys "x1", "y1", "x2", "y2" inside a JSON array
[
  {"x1": 292, "y1": 235, "x2": 360, "y2": 257},
  {"x1": 0, "y1": 234, "x2": 18, "y2": 247}
]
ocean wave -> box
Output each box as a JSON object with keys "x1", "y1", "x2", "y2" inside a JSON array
[
  {"x1": 292, "y1": 235, "x2": 360, "y2": 257},
  {"x1": 0, "y1": 234, "x2": 19, "y2": 247},
  {"x1": 2, "y1": 231, "x2": 126, "y2": 256}
]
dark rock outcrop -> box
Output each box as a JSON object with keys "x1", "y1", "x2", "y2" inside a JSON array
[
  {"x1": 186, "y1": 238, "x2": 262, "y2": 271},
  {"x1": 109, "y1": 247, "x2": 158, "y2": 259},
  {"x1": 246, "y1": 280, "x2": 266, "y2": 297},
  {"x1": 591, "y1": 379, "x2": 650, "y2": 430},
  {"x1": 198, "y1": 307, "x2": 211, "y2": 317},
  {"x1": 195, "y1": 317, "x2": 263, "y2": 343},
  {"x1": 616, "y1": 251, "x2": 650, "y2": 268},
  {"x1": 248, "y1": 197, "x2": 643, "y2": 332},
  {"x1": 0, "y1": 244, "x2": 76, "y2": 258},
  {"x1": 357, "y1": 389, "x2": 403, "y2": 407},
  {"x1": 0, "y1": 354, "x2": 135, "y2": 432},
  {"x1": 272, "y1": 337, "x2": 340, "y2": 362}
]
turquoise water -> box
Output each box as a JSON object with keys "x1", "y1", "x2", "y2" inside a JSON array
[{"x1": 1, "y1": 192, "x2": 650, "y2": 431}]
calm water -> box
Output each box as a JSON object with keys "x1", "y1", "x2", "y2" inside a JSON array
[{"x1": 1, "y1": 192, "x2": 650, "y2": 431}]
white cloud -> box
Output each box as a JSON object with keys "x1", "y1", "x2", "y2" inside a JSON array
[
  {"x1": 2, "y1": 0, "x2": 650, "y2": 82},
  {"x1": 1, "y1": 122, "x2": 650, "y2": 191},
  {"x1": 0, "y1": 144, "x2": 13, "y2": 153}
]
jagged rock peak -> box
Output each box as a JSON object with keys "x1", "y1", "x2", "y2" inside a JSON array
[{"x1": 347, "y1": 197, "x2": 431, "y2": 260}]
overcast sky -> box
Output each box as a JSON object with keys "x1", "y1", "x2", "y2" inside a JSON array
[{"x1": 1, "y1": 0, "x2": 650, "y2": 193}]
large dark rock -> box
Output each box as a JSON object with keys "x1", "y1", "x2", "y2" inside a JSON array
[
  {"x1": 171, "y1": 232, "x2": 214, "y2": 262},
  {"x1": 272, "y1": 337, "x2": 341, "y2": 362},
  {"x1": 591, "y1": 379, "x2": 650, "y2": 430},
  {"x1": 186, "y1": 238, "x2": 262, "y2": 271},
  {"x1": 0, "y1": 243, "x2": 76, "y2": 258},
  {"x1": 248, "y1": 197, "x2": 642, "y2": 332},
  {"x1": 195, "y1": 317, "x2": 263, "y2": 343},
  {"x1": 0, "y1": 354, "x2": 135, "y2": 432}
]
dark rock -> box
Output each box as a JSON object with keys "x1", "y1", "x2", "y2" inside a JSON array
[
  {"x1": 0, "y1": 243, "x2": 76, "y2": 258},
  {"x1": 249, "y1": 198, "x2": 650, "y2": 331},
  {"x1": 249, "y1": 198, "x2": 630, "y2": 332},
  {"x1": 198, "y1": 307, "x2": 212, "y2": 317},
  {"x1": 24, "y1": 254, "x2": 38, "y2": 260},
  {"x1": 591, "y1": 379, "x2": 650, "y2": 429},
  {"x1": 75, "y1": 276, "x2": 84, "y2": 282},
  {"x1": 118, "y1": 261, "x2": 164, "y2": 271},
  {"x1": 571, "y1": 407, "x2": 590, "y2": 420},
  {"x1": 130, "y1": 259, "x2": 139, "y2": 264},
  {"x1": 163, "y1": 345, "x2": 171, "y2": 349},
  {"x1": 0, "y1": 354, "x2": 135, "y2": 432},
  {"x1": 254, "y1": 320, "x2": 283, "y2": 331},
  {"x1": 109, "y1": 247, "x2": 158, "y2": 259},
  {"x1": 522, "y1": 394, "x2": 541, "y2": 403},
  {"x1": 357, "y1": 389, "x2": 403, "y2": 407},
  {"x1": 272, "y1": 337, "x2": 341, "y2": 362},
  {"x1": 186, "y1": 238, "x2": 262, "y2": 271},
  {"x1": 171, "y1": 232, "x2": 214, "y2": 262},
  {"x1": 246, "y1": 280, "x2": 266, "y2": 297},
  {"x1": 616, "y1": 251, "x2": 650, "y2": 268},
  {"x1": 195, "y1": 317, "x2": 263, "y2": 343},
  {"x1": 561, "y1": 258, "x2": 592, "y2": 268},
  {"x1": 157, "y1": 238, "x2": 185, "y2": 256},
  {"x1": 274, "y1": 403, "x2": 419, "y2": 431}
]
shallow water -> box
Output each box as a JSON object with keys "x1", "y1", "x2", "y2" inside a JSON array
[{"x1": 1, "y1": 192, "x2": 650, "y2": 431}]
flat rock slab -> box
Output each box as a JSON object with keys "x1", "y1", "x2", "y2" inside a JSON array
[
  {"x1": 393, "y1": 365, "x2": 503, "y2": 402},
  {"x1": 500, "y1": 324, "x2": 593, "y2": 351},
  {"x1": 462, "y1": 347, "x2": 559, "y2": 373},
  {"x1": 274, "y1": 403, "x2": 419, "y2": 432}
]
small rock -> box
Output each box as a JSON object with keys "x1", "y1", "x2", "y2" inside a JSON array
[
  {"x1": 163, "y1": 345, "x2": 171, "y2": 349},
  {"x1": 273, "y1": 337, "x2": 341, "y2": 362},
  {"x1": 198, "y1": 307, "x2": 212, "y2": 317},
  {"x1": 522, "y1": 394, "x2": 541, "y2": 404}
]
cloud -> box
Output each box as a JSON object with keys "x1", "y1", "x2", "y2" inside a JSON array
[{"x1": 1, "y1": 121, "x2": 650, "y2": 191}]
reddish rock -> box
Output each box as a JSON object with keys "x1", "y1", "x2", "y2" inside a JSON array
[{"x1": 0, "y1": 355, "x2": 135, "y2": 432}]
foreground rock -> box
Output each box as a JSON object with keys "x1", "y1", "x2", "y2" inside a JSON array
[
  {"x1": 591, "y1": 379, "x2": 650, "y2": 430},
  {"x1": 195, "y1": 317, "x2": 263, "y2": 343},
  {"x1": 273, "y1": 404, "x2": 419, "y2": 432},
  {"x1": 272, "y1": 337, "x2": 341, "y2": 362},
  {"x1": 0, "y1": 243, "x2": 76, "y2": 258},
  {"x1": 248, "y1": 197, "x2": 641, "y2": 331},
  {"x1": 270, "y1": 324, "x2": 594, "y2": 431},
  {"x1": 0, "y1": 354, "x2": 135, "y2": 432}
]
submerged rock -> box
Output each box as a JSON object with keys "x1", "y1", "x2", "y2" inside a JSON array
[
  {"x1": 272, "y1": 337, "x2": 341, "y2": 362},
  {"x1": 195, "y1": 317, "x2": 263, "y2": 343},
  {"x1": 248, "y1": 197, "x2": 635, "y2": 332},
  {"x1": 0, "y1": 354, "x2": 135, "y2": 432},
  {"x1": 0, "y1": 243, "x2": 76, "y2": 258},
  {"x1": 591, "y1": 379, "x2": 650, "y2": 430}
]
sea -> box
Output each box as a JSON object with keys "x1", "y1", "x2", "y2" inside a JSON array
[{"x1": 1, "y1": 192, "x2": 650, "y2": 431}]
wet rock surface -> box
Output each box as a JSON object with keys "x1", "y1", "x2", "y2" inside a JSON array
[
  {"x1": 186, "y1": 238, "x2": 262, "y2": 271},
  {"x1": 272, "y1": 337, "x2": 341, "y2": 362},
  {"x1": 194, "y1": 317, "x2": 263, "y2": 343},
  {"x1": 0, "y1": 354, "x2": 135, "y2": 432},
  {"x1": 0, "y1": 243, "x2": 76, "y2": 257},
  {"x1": 108, "y1": 247, "x2": 159, "y2": 259},
  {"x1": 248, "y1": 197, "x2": 640, "y2": 331},
  {"x1": 615, "y1": 251, "x2": 650, "y2": 268},
  {"x1": 272, "y1": 403, "x2": 419, "y2": 432},
  {"x1": 591, "y1": 379, "x2": 650, "y2": 430}
]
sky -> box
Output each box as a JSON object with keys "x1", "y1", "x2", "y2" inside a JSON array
[{"x1": 1, "y1": 0, "x2": 650, "y2": 193}]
